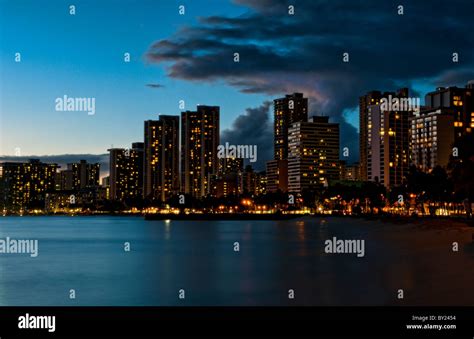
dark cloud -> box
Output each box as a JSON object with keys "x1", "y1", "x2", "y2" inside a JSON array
[
  {"x1": 145, "y1": 0, "x2": 474, "y2": 163},
  {"x1": 430, "y1": 69, "x2": 474, "y2": 87},
  {"x1": 221, "y1": 102, "x2": 273, "y2": 171},
  {"x1": 146, "y1": 83, "x2": 165, "y2": 89},
  {"x1": 0, "y1": 154, "x2": 109, "y2": 177}
]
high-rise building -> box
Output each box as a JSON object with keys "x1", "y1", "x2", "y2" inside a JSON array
[
  {"x1": 267, "y1": 93, "x2": 308, "y2": 193},
  {"x1": 274, "y1": 93, "x2": 308, "y2": 160},
  {"x1": 424, "y1": 81, "x2": 474, "y2": 138},
  {"x1": 360, "y1": 88, "x2": 410, "y2": 185},
  {"x1": 218, "y1": 157, "x2": 244, "y2": 175},
  {"x1": 109, "y1": 148, "x2": 126, "y2": 201},
  {"x1": 57, "y1": 169, "x2": 74, "y2": 191},
  {"x1": 366, "y1": 104, "x2": 410, "y2": 188},
  {"x1": 181, "y1": 105, "x2": 220, "y2": 198},
  {"x1": 0, "y1": 159, "x2": 58, "y2": 212},
  {"x1": 66, "y1": 160, "x2": 100, "y2": 190},
  {"x1": 101, "y1": 176, "x2": 110, "y2": 200},
  {"x1": 211, "y1": 175, "x2": 240, "y2": 198},
  {"x1": 287, "y1": 116, "x2": 340, "y2": 193},
  {"x1": 255, "y1": 171, "x2": 267, "y2": 196},
  {"x1": 211, "y1": 157, "x2": 244, "y2": 198},
  {"x1": 359, "y1": 91, "x2": 383, "y2": 181},
  {"x1": 144, "y1": 116, "x2": 179, "y2": 202},
  {"x1": 266, "y1": 159, "x2": 288, "y2": 193},
  {"x1": 56, "y1": 160, "x2": 99, "y2": 191},
  {"x1": 109, "y1": 143, "x2": 144, "y2": 201},
  {"x1": 410, "y1": 110, "x2": 455, "y2": 172},
  {"x1": 408, "y1": 81, "x2": 474, "y2": 173},
  {"x1": 131, "y1": 142, "x2": 144, "y2": 199},
  {"x1": 243, "y1": 165, "x2": 258, "y2": 195}
]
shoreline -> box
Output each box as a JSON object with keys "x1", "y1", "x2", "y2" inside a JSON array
[{"x1": 2, "y1": 212, "x2": 473, "y2": 227}]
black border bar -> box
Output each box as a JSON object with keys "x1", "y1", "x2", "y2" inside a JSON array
[{"x1": 0, "y1": 306, "x2": 473, "y2": 338}]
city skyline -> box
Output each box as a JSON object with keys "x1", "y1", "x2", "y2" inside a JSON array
[
  {"x1": 2, "y1": 78, "x2": 473, "y2": 212},
  {"x1": 1, "y1": 81, "x2": 472, "y2": 176},
  {"x1": 2, "y1": 0, "x2": 474, "y2": 170}
]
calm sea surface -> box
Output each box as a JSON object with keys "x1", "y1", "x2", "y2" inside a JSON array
[{"x1": 0, "y1": 216, "x2": 473, "y2": 306}]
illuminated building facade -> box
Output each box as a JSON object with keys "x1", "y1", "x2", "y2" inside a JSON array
[
  {"x1": 0, "y1": 159, "x2": 58, "y2": 212},
  {"x1": 287, "y1": 116, "x2": 340, "y2": 193},
  {"x1": 274, "y1": 93, "x2": 308, "y2": 160},
  {"x1": 255, "y1": 171, "x2": 267, "y2": 196},
  {"x1": 360, "y1": 88, "x2": 410, "y2": 186},
  {"x1": 181, "y1": 105, "x2": 220, "y2": 198},
  {"x1": 144, "y1": 116, "x2": 180, "y2": 202},
  {"x1": 410, "y1": 110, "x2": 454, "y2": 172},
  {"x1": 109, "y1": 143, "x2": 144, "y2": 201},
  {"x1": 359, "y1": 90, "x2": 383, "y2": 181},
  {"x1": 242, "y1": 165, "x2": 256, "y2": 195},
  {"x1": 67, "y1": 160, "x2": 100, "y2": 190},
  {"x1": 342, "y1": 162, "x2": 361, "y2": 181},
  {"x1": 266, "y1": 159, "x2": 288, "y2": 193},
  {"x1": 424, "y1": 81, "x2": 474, "y2": 139},
  {"x1": 367, "y1": 104, "x2": 410, "y2": 188},
  {"x1": 211, "y1": 157, "x2": 244, "y2": 198},
  {"x1": 218, "y1": 157, "x2": 243, "y2": 176},
  {"x1": 267, "y1": 93, "x2": 308, "y2": 193}
]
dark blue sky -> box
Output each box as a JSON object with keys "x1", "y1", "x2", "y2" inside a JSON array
[{"x1": 1, "y1": 0, "x2": 474, "y2": 171}]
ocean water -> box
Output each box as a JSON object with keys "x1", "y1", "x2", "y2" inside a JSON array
[{"x1": 0, "y1": 216, "x2": 472, "y2": 306}]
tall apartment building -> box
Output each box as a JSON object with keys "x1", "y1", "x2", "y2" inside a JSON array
[
  {"x1": 0, "y1": 159, "x2": 58, "y2": 212},
  {"x1": 366, "y1": 104, "x2": 410, "y2": 188},
  {"x1": 274, "y1": 93, "x2": 308, "y2": 160},
  {"x1": 287, "y1": 116, "x2": 340, "y2": 193},
  {"x1": 424, "y1": 81, "x2": 474, "y2": 139},
  {"x1": 211, "y1": 157, "x2": 244, "y2": 198},
  {"x1": 360, "y1": 88, "x2": 411, "y2": 186},
  {"x1": 267, "y1": 93, "x2": 308, "y2": 192},
  {"x1": 410, "y1": 110, "x2": 454, "y2": 172},
  {"x1": 109, "y1": 143, "x2": 144, "y2": 201},
  {"x1": 181, "y1": 105, "x2": 220, "y2": 198},
  {"x1": 408, "y1": 80, "x2": 474, "y2": 173},
  {"x1": 242, "y1": 165, "x2": 267, "y2": 196},
  {"x1": 144, "y1": 116, "x2": 179, "y2": 202},
  {"x1": 359, "y1": 88, "x2": 410, "y2": 181},
  {"x1": 265, "y1": 159, "x2": 288, "y2": 193},
  {"x1": 63, "y1": 160, "x2": 100, "y2": 190}
]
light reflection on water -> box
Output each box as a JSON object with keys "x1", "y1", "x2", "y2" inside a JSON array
[{"x1": 0, "y1": 216, "x2": 472, "y2": 306}]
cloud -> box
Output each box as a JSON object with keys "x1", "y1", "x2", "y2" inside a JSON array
[
  {"x1": 145, "y1": 0, "x2": 474, "y2": 163},
  {"x1": 146, "y1": 83, "x2": 165, "y2": 89},
  {"x1": 221, "y1": 101, "x2": 273, "y2": 170},
  {"x1": 430, "y1": 69, "x2": 474, "y2": 87},
  {"x1": 0, "y1": 154, "x2": 109, "y2": 177}
]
